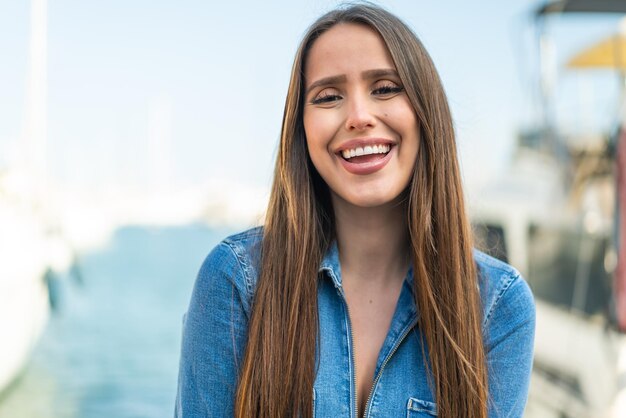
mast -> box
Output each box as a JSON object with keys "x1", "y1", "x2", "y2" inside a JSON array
[{"x1": 21, "y1": 0, "x2": 47, "y2": 198}]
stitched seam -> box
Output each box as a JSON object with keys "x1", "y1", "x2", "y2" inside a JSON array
[
  {"x1": 224, "y1": 229, "x2": 261, "y2": 295},
  {"x1": 221, "y1": 240, "x2": 254, "y2": 317},
  {"x1": 483, "y1": 272, "x2": 519, "y2": 327}
]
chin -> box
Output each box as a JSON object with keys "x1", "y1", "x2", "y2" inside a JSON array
[{"x1": 334, "y1": 189, "x2": 406, "y2": 209}]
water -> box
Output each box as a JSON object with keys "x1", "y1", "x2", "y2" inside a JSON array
[{"x1": 0, "y1": 224, "x2": 234, "y2": 418}]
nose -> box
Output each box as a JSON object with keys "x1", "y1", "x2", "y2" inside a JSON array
[{"x1": 344, "y1": 94, "x2": 376, "y2": 131}]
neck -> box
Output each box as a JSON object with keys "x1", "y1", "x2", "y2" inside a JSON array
[{"x1": 332, "y1": 194, "x2": 410, "y2": 285}]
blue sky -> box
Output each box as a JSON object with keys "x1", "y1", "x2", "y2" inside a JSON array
[{"x1": 0, "y1": 0, "x2": 621, "y2": 193}]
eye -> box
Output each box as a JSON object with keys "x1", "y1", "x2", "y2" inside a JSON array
[
  {"x1": 310, "y1": 88, "x2": 342, "y2": 105},
  {"x1": 372, "y1": 81, "x2": 404, "y2": 97}
]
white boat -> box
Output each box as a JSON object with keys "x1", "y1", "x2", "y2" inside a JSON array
[
  {"x1": 0, "y1": 0, "x2": 59, "y2": 398},
  {"x1": 0, "y1": 172, "x2": 50, "y2": 395},
  {"x1": 471, "y1": 1, "x2": 626, "y2": 416},
  {"x1": 471, "y1": 143, "x2": 626, "y2": 417}
]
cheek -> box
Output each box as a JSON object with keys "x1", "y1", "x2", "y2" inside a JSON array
[
  {"x1": 303, "y1": 112, "x2": 327, "y2": 175},
  {"x1": 303, "y1": 110, "x2": 335, "y2": 153},
  {"x1": 386, "y1": 103, "x2": 419, "y2": 145},
  {"x1": 389, "y1": 101, "x2": 418, "y2": 129}
]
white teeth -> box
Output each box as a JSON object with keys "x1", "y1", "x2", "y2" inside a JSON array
[{"x1": 341, "y1": 144, "x2": 391, "y2": 160}]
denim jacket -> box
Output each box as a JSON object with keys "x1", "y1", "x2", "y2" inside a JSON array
[{"x1": 175, "y1": 227, "x2": 535, "y2": 417}]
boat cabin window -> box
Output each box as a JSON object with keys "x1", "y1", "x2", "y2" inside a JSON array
[{"x1": 527, "y1": 224, "x2": 612, "y2": 317}]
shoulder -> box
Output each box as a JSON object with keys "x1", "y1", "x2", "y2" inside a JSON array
[
  {"x1": 473, "y1": 249, "x2": 535, "y2": 335},
  {"x1": 179, "y1": 228, "x2": 262, "y2": 415},
  {"x1": 473, "y1": 251, "x2": 535, "y2": 415},
  {"x1": 196, "y1": 226, "x2": 263, "y2": 318}
]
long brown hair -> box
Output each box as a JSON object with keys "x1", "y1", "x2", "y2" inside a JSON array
[{"x1": 235, "y1": 4, "x2": 488, "y2": 417}]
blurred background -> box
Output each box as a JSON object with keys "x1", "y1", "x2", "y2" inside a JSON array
[{"x1": 1, "y1": 0, "x2": 625, "y2": 417}]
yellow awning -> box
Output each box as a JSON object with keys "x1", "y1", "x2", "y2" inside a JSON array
[{"x1": 568, "y1": 34, "x2": 626, "y2": 69}]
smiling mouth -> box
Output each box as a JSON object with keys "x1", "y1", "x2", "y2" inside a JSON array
[{"x1": 340, "y1": 144, "x2": 391, "y2": 162}]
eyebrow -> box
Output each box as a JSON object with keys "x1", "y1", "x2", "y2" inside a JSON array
[
  {"x1": 305, "y1": 75, "x2": 347, "y2": 96},
  {"x1": 305, "y1": 68, "x2": 399, "y2": 96}
]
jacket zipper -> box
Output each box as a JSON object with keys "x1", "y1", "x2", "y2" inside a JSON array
[
  {"x1": 362, "y1": 319, "x2": 417, "y2": 418},
  {"x1": 337, "y1": 288, "x2": 359, "y2": 418}
]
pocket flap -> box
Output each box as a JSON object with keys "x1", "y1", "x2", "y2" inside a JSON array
[{"x1": 407, "y1": 397, "x2": 437, "y2": 416}]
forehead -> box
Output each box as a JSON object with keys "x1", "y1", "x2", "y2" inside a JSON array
[{"x1": 304, "y1": 23, "x2": 396, "y2": 84}]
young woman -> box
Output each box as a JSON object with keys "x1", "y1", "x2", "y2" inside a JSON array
[{"x1": 176, "y1": 4, "x2": 535, "y2": 418}]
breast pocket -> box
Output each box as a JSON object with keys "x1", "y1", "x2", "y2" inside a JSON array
[{"x1": 406, "y1": 397, "x2": 437, "y2": 417}]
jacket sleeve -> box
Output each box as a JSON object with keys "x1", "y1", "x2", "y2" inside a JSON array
[
  {"x1": 484, "y1": 274, "x2": 536, "y2": 418},
  {"x1": 175, "y1": 241, "x2": 250, "y2": 417}
]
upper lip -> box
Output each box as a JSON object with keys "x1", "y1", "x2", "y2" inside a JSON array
[{"x1": 334, "y1": 137, "x2": 395, "y2": 154}]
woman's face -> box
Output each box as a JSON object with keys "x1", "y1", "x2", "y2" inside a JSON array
[{"x1": 303, "y1": 23, "x2": 419, "y2": 209}]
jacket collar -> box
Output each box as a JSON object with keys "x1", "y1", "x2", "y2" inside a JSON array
[
  {"x1": 318, "y1": 240, "x2": 415, "y2": 289},
  {"x1": 319, "y1": 240, "x2": 343, "y2": 289}
]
